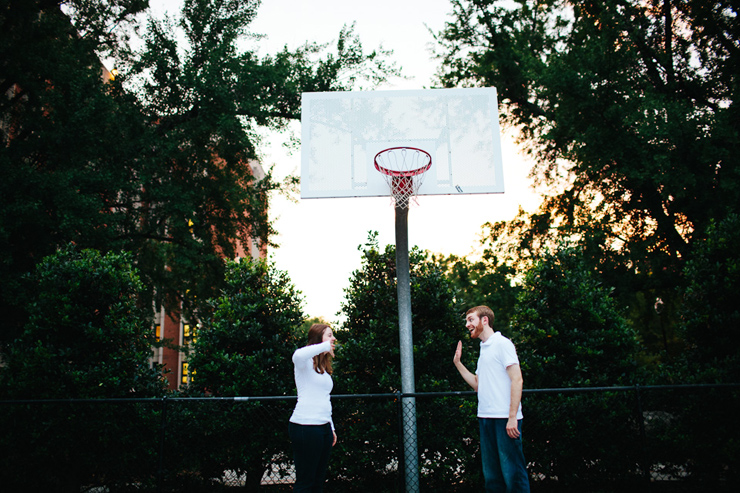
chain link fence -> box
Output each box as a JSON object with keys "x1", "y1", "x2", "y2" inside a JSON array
[{"x1": 1, "y1": 384, "x2": 737, "y2": 492}]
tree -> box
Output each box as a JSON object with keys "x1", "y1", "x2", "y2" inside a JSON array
[
  {"x1": 1, "y1": 245, "x2": 165, "y2": 399},
  {"x1": 676, "y1": 214, "x2": 740, "y2": 382},
  {"x1": 186, "y1": 257, "x2": 303, "y2": 397},
  {"x1": 334, "y1": 233, "x2": 479, "y2": 489},
  {"x1": 509, "y1": 244, "x2": 640, "y2": 484},
  {"x1": 298, "y1": 315, "x2": 332, "y2": 340},
  {"x1": 0, "y1": 0, "x2": 152, "y2": 342},
  {"x1": 338, "y1": 233, "x2": 463, "y2": 394},
  {"x1": 118, "y1": 0, "x2": 401, "y2": 319},
  {"x1": 478, "y1": 208, "x2": 685, "y2": 364},
  {"x1": 182, "y1": 257, "x2": 303, "y2": 489},
  {"x1": 0, "y1": 0, "x2": 400, "y2": 345},
  {"x1": 0, "y1": 245, "x2": 166, "y2": 491},
  {"x1": 436, "y1": 251, "x2": 522, "y2": 332},
  {"x1": 433, "y1": 0, "x2": 740, "y2": 362},
  {"x1": 511, "y1": 245, "x2": 639, "y2": 388}
]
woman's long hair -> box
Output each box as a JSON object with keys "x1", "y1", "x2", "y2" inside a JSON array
[{"x1": 307, "y1": 323, "x2": 333, "y2": 375}]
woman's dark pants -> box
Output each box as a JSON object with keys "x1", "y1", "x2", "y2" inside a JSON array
[{"x1": 289, "y1": 422, "x2": 333, "y2": 492}]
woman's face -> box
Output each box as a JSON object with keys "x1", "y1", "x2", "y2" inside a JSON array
[{"x1": 322, "y1": 327, "x2": 336, "y2": 355}]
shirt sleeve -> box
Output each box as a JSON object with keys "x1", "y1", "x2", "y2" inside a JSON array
[
  {"x1": 292, "y1": 340, "x2": 332, "y2": 364},
  {"x1": 499, "y1": 338, "x2": 520, "y2": 368}
]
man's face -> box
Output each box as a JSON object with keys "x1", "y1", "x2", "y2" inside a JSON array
[{"x1": 465, "y1": 312, "x2": 485, "y2": 339}]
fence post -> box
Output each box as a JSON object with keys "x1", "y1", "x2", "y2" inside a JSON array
[
  {"x1": 634, "y1": 384, "x2": 649, "y2": 482},
  {"x1": 157, "y1": 396, "x2": 168, "y2": 493}
]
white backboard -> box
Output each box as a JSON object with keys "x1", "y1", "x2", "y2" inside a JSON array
[{"x1": 300, "y1": 87, "x2": 505, "y2": 199}]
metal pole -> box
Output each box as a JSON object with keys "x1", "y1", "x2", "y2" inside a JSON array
[
  {"x1": 157, "y1": 396, "x2": 168, "y2": 493},
  {"x1": 395, "y1": 204, "x2": 419, "y2": 493},
  {"x1": 634, "y1": 384, "x2": 650, "y2": 483}
]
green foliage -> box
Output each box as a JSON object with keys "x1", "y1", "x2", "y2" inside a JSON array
[
  {"x1": 436, "y1": 252, "x2": 521, "y2": 331},
  {"x1": 512, "y1": 246, "x2": 640, "y2": 388},
  {"x1": 433, "y1": 0, "x2": 740, "y2": 368},
  {"x1": 0, "y1": 0, "x2": 153, "y2": 342},
  {"x1": 0, "y1": 244, "x2": 165, "y2": 490},
  {"x1": 297, "y1": 315, "x2": 332, "y2": 340},
  {"x1": 0, "y1": 0, "x2": 400, "y2": 347},
  {"x1": 182, "y1": 257, "x2": 303, "y2": 489},
  {"x1": 1, "y1": 245, "x2": 166, "y2": 399},
  {"x1": 186, "y1": 257, "x2": 303, "y2": 397},
  {"x1": 0, "y1": 400, "x2": 162, "y2": 492},
  {"x1": 675, "y1": 214, "x2": 740, "y2": 382},
  {"x1": 435, "y1": 0, "x2": 739, "y2": 260},
  {"x1": 108, "y1": 0, "x2": 399, "y2": 322},
  {"x1": 524, "y1": 391, "x2": 643, "y2": 487},
  {"x1": 507, "y1": 245, "x2": 644, "y2": 486},
  {"x1": 337, "y1": 233, "x2": 463, "y2": 394}
]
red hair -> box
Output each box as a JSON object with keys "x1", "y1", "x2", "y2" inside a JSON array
[
  {"x1": 467, "y1": 305, "x2": 495, "y2": 327},
  {"x1": 307, "y1": 323, "x2": 333, "y2": 375}
]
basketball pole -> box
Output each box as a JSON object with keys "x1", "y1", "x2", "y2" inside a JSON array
[{"x1": 394, "y1": 203, "x2": 420, "y2": 493}]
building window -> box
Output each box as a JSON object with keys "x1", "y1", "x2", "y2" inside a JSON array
[
  {"x1": 181, "y1": 362, "x2": 195, "y2": 385},
  {"x1": 183, "y1": 322, "x2": 197, "y2": 346}
]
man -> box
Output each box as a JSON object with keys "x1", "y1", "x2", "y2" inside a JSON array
[{"x1": 453, "y1": 305, "x2": 530, "y2": 492}]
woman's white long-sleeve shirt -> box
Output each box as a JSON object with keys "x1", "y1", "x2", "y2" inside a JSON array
[{"x1": 289, "y1": 340, "x2": 334, "y2": 430}]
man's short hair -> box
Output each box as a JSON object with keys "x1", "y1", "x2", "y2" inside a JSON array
[{"x1": 467, "y1": 305, "x2": 495, "y2": 327}]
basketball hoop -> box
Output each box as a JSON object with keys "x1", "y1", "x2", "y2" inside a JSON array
[{"x1": 374, "y1": 147, "x2": 432, "y2": 209}]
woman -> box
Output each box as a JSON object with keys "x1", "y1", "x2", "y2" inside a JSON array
[{"x1": 289, "y1": 323, "x2": 337, "y2": 492}]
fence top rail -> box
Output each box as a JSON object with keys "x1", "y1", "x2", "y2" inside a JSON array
[
  {"x1": 1, "y1": 383, "x2": 737, "y2": 405},
  {"x1": 0, "y1": 393, "x2": 401, "y2": 405},
  {"x1": 399, "y1": 383, "x2": 740, "y2": 398}
]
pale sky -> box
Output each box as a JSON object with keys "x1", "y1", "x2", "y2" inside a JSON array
[{"x1": 150, "y1": 0, "x2": 542, "y2": 321}]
